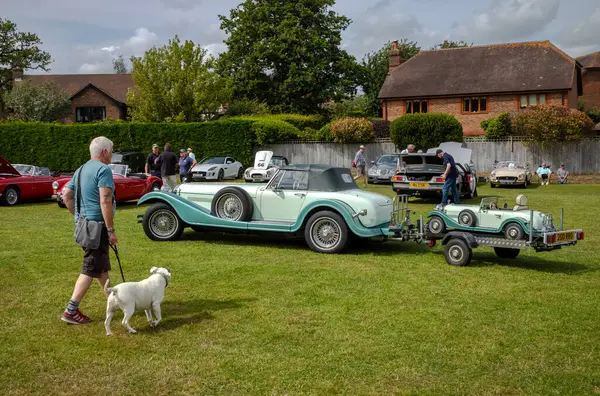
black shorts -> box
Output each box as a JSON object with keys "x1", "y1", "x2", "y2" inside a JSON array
[
  {"x1": 541, "y1": 174, "x2": 548, "y2": 180},
  {"x1": 81, "y1": 227, "x2": 111, "y2": 277}
]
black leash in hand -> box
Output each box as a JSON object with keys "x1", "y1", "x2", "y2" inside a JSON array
[{"x1": 110, "y1": 244, "x2": 126, "y2": 282}]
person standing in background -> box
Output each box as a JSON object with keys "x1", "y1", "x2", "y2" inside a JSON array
[{"x1": 155, "y1": 143, "x2": 178, "y2": 192}]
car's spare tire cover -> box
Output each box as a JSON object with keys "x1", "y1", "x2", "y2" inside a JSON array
[{"x1": 211, "y1": 187, "x2": 253, "y2": 222}]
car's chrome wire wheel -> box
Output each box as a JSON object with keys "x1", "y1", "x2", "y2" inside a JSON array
[
  {"x1": 149, "y1": 209, "x2": 179, "y2": 238},
  {"x1": 215, "y1": 193, "x2": 243, "y2": 220},
  {"x1": 448, "y1": 245, "x2": 464, "y2": 263},
  {"x1": 152, "y1": 182, "x2": 161, "y2": 191},
  {"x1": 460, "y1": 214, "x2": 470, "y2": 224},
  {"x1": 6, "y1": 188, "x2": 18, "y2": 205},
  {"x1": 310, "y1": 217, "x2": 341, "y2": 251}
]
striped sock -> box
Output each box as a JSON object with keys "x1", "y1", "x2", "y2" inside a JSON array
[{"x1": 66, "y1": 299, "x2": 80, "y2": 315}]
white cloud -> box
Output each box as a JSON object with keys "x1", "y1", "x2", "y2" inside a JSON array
[
  {"x1": 101, "y1": 45, "x2": 119, "y2": 52},
  {"x1": 452, "y1": 0, "x2": 560, "y2": 42},
  {"x1": 205, "y1": 43, "x2": 226, "y2": 57},
  {"x1": 124, "y1": 28, "x2": 158, "y2": 53}
]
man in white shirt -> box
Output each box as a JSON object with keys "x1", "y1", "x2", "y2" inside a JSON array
[{"x1": 400, "y1": 144, "x2": 416, "y2": 155}]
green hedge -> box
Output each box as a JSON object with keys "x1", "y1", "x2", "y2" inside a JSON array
[
  {"x1": 229, "y1": 114, "x2": 327, "y2": 131},
  {"x1": 252, "y1": 119, "x2": 301, "y2": 145},
  {"x1": 0, "y1": 119, "x2": 255, "y2": 171},
  {"x1": 390, "y1": 113, "x2": 463, "y2": 150}
]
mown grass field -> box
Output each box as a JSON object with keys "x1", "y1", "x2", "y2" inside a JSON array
[{"x1": 1, "y1": 182, "x2": 599, "y2": 395}]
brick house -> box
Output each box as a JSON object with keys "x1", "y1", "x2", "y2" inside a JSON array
[
  {"x1": 11, "y1": 69, "x2": 134, "y2": 123},
  {"x1": 379, "y1": 40, "x2": 583, "y2": 135},
  {"x1": 577, "y1": 51, "x2": 600, "y2": 110}
]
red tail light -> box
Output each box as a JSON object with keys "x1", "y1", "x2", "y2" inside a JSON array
[
  {"x1": 579, "y1": 231, "x2": 584, "y2": 240},
  {"x1": 392, "y1": 175, "x2": 406, "y2": 182},
  {"x1": 433, "y1": 177, "x2": 444, "y2": 183}
]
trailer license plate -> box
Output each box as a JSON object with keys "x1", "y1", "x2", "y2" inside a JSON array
[
  {"x1": 410, "y1": 182, "x2": 429, "y2": 188},
  {"x1": 555, "y1": 231, "x2": 575, "y2": 242}
]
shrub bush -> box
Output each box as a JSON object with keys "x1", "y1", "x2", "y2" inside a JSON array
[
  {"x1": 0, "y1": 119, "x2": 256, "y2": 171},
  {"x1": 371, "y1": 120, "x2": 390, "y2": 138},
  {"x1": 481, "y1": 112, "x2": 513, "y2": 138},
  {"x1": 390, "y1": 113, "x2": 463, "y2": 150},
  {"x1": 329, "y1": 117, "x2": 375, "y2": 143},
  {"x1": 512, "y1": 105, "x2": 594, "y2": 147},
  {"x1": 251, "y1": 119, "x2": 301, "y2": 145},
  {"x1": 586, "y1": 108, "x2": 600, "y2": 124}
]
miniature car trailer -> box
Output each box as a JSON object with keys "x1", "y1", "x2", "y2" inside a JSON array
[{"x1": 423, "y1": 198, "x2": 584, "y2": 266}]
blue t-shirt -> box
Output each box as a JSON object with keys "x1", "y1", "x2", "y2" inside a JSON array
[
  {"x1": 67, "y1": 160, "x2": 115, "y2": 222},
  {"x1": 179, "y1": 156, "x2": 193, "y2": 175},
  {"x1": 443, "y1": 153, "x2": 458, "y2": 178}
]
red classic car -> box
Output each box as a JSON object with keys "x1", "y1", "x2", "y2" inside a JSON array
[
  {"x1": 0, "y1": 156, "x2": 66, "y2": 206},
  {"x1": 53, "y1": 163, "x2": 163, "y2": 207}
]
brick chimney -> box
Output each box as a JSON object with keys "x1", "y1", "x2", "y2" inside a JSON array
[
  {"x1": 388, "y1": 40, "x2": 403, "y2": 73},
  {"x1": 12, "y1": 67, "x2": 23, "y2": 82}
]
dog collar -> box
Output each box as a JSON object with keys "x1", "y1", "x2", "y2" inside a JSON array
[{"x1": 157, "y1": 272, "x2": 169, "y2": 288}]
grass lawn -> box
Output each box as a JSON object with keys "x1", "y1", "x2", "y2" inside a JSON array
[{"x1": 1, "y1": 182, "x2": 599, "y2": 395}]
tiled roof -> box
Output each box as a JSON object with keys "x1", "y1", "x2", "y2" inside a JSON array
[
  {"x1": 24, "y1": 73, "x2": 134, "y2": 104},
  {"x1": 577, "y1": 51, "x2": 600, "y2": 69},
  {"x1": 379, "y1": 41, "x2": 577, "y2": 99}
]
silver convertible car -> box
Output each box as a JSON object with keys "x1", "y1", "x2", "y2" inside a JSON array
[{"x1": 137, "y1": 164, "x2": 395, "y2": 253}]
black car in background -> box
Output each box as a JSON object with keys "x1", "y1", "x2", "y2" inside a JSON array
[{"x1": 112, "y1": 149, "x2": 147, "y2": 173}]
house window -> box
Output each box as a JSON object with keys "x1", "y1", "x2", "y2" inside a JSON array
[
  {"x1": 76, "y1": 107, "x2": 106, "y2": 122},
  {"x1": 406, "y1": 100, "x2": 428, "y2": 114},
  {"x1": 519, "y1": 94, "x2": 546, "y2": 108},
  {"x1": 462, "y1": 97, "x2": 488, "y2": 113}
]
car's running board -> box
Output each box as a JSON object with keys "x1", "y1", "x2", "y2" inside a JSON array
[{"x1": 250, "y1": 220, "x2": 295, "y2": 225}]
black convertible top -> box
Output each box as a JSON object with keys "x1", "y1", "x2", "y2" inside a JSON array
[{"x1": 277, "y1": 164, "x2": 358, "y2": 192}]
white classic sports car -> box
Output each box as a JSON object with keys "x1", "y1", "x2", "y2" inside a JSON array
[
  {"x1": 244, "y1": 151, "x2": 290, "y2": 182},
  {"x1": 190, "y1": 156, "x2": 244, "y2": 182}
]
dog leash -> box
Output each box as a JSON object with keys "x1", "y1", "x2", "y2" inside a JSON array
[{"x1": 110, "y1": 244, "x2": 126, "y2": 282}]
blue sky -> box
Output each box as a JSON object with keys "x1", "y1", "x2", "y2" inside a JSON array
[{"x1": 3, "y1": 0, "x2": 599, "y2": 74}]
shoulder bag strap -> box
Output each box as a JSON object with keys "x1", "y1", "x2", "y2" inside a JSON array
[{"x1": 76, "y1": 163, "x2": 86, "y2": 218}]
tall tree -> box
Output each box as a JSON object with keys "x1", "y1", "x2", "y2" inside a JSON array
[
  {"x1": 430, "y1": 40, "x2": 472, "y2": 50},
  {"x1": 359, "y1": 39, "x2": 420, "y2": 117},
  {"x1": 217, "y1": 0, "x2": 360, "y2": 114},
  {"x1": 127, "y1": 35, "x2": 231, "y2": 122},
  {"x1": 0, "y1": 18, "x2": 52, "y2": 95},
  {"x1": 4, "y1": 80, "x2": 71, "y2": 122},
  {"x1": 112, "y1": 55, "x2": 128, "y2": 73}
]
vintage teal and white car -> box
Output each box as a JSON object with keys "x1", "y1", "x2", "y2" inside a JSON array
[
  {"x1": 137, "y1": 165, "x2": 397, "y2": 253},
  {"x1": 425, "y1": 195, "x2": 584, "y2": 246}
]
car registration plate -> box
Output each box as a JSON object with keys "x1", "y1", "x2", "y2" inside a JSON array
[
  {"x1": 409, "y1": 182, "x2": 429, "y2": 188},
  {"x1": 554, "y1": 231, "x2": 575, "y2": 242}
]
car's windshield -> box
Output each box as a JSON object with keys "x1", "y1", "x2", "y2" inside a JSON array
[
  {"x1": 376, "y1": 155, "x2": 399, "y2": 166},
  {"x1": 401, "y1": 155, "x2": 443, "y2": 166},
  {"x1": 270, "y1": 157, "x2": 287, "y2": 167},
  {"x1": 202, "y1": 157, "x2": 226, "y2": 164},
  {"x1": 14, "y1": 165, "x2": 34, "y2": 175},
  {"x1": 111, "y1": 154, "x2": 124, "y2": 163},
  {"x1": 496, "y1": 161, "x2": 522, "y2": 169},
  {"x1": 108, "y1": 164, "x2": 127, "y2": 177}
]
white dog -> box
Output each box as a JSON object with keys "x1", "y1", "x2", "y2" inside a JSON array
[{"x1": 104, "y1": 267, "x2": 171, "y2": 335}]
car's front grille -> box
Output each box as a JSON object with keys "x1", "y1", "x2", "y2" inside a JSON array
[{"x1": 498, "y1": 176, "x2": 517, "y2": 182}]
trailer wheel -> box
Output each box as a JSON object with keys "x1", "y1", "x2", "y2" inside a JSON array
[
  {"x1": 494, "y1": 247, "x2": 520, "y2": 259},
  {"x1": 443, "y1": 238, "x2": 472, "y2": 266}
]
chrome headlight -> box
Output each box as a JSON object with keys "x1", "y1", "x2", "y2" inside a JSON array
[
  {"x1": 490, "y1": 171, "x2": 496, "y2": 179},
  {"x1": 208, "y1": 166, "x2": 217, "y2": 171},
  {"x1": 518, "y1": 173, "x2": 525, "y2": 179},
  {"x1": 52, "y1": 181, "x2": 59, "y2": 190}
]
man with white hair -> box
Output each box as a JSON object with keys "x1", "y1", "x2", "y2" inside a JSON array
[
  {"x1": 400, "y1": 144, "x2": 416, "y2": 154},
  {"x1": 60, "y1": 136, "x2": 118, "y2": 325}
]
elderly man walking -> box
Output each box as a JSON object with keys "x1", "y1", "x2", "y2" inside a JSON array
[
  {"x1": 61, "y1": 136, "x2": 118, "y2": 324},
  {"x1": 353, "y1": 145, "x2": 367, "y2": 188}
]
